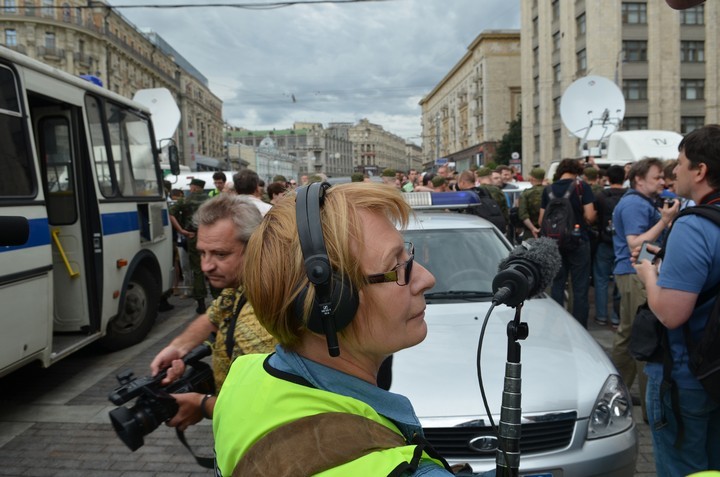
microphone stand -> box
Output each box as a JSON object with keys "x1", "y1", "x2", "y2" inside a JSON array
[{"x1": 495, "y1": 302, "x2": 528, "y2": 477}]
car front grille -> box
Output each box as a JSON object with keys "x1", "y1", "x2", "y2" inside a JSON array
[{"x1": 423, "y1": 412, "x2": 577, "y2": 457}]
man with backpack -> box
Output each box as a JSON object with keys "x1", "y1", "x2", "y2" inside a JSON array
[
  {"x1": 456, "y1": 170, "x2": 507, "y2": 234},
  {"x1": 539, "y1": 158, "x2": 596, "y2": 328},
  {"x1": 592, "y1": 165, "x2": 626, "y2": 327},
  {"x1": 635, "y1": 125, "x2": 720, "y2": 477}
]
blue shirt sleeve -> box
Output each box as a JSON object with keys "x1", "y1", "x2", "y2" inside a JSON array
[{"x1": 657, "y1": 215, "x2": 716, "y2": 294}]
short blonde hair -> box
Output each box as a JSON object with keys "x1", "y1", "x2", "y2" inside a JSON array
[{"x1": 243, "y1": 183, "x2": 410, "y2": 348}]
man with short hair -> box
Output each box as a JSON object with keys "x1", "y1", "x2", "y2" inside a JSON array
[
  {"x1": 636, "y1": 124, "x2": 720, "y2": 476},
  {"x1": 403, "y1": 168, "x2": 418, "y2": 192},
  {"x1": 517, "y1": 167, "x2": 545, "y2": 240},
  {"x1": 170, "y1": 178, "x2": 209, "y2": 313},
  {"x1": 209, "y1": 171, "x2": 227, "y2": 197},
  {"x1": 151, "y1": 194, "x2": 276, "y2": 431},
  {"x1": 233, "y1": 169, "x2": 272, "y2": 216},
  {"x1": 476, "y1": 167, "x2": 509, "y2": 222},
  {"x1": 611, "y1": 157, "x2": 679, "y2": 420},
  {"x1": 490, "y1": 170, "x2": 503, "y2": 188}
]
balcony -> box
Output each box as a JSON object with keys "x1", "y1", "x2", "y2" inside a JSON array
[
  {"x1": 2, "y1": 43, "x2": 27, "y2": 55},
  {"x1": 37, "y1": 46, "x2": 65, "y2": 60},
  {"x1": 74, "y1": 51, "x2": 94, "y2": 68}
]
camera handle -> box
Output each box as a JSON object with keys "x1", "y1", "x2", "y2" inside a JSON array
[{"x1": 495, "y1": 304, "x2": 528, "y2": 477}]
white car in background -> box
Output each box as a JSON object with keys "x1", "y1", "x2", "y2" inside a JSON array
[{"x1": 390, "y1": 191, "x2": 638, "y2": 477}]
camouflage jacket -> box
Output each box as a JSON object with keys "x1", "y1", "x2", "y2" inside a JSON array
[
  {"x1": 169, "y1": 191, "x2": 207, "y2": 231},
  {"x1": 207, "y1": 287, "x2": 277, "y2": 392},
  {"x1": 518, "y1": 185, "x2": 544, "y2": 227},
  {"x1": 479, "y1": 185, "x2": 509, "y2": 222}
]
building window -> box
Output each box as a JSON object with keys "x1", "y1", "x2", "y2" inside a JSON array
[
  {"x1": 552, "y1": 31, "x2": 560, "y2": 52},
  {"x1": 4, "y1": 0, "x2": 17, "y2": 13},
  {"x1": 577, "y1": 49, "x2": 587, "y2": 74},
  {"x1": 623, "y1": 79, "x2": 647, "y2": 100},
  {"x1": 622, "y1": 2, "x2": 647, "y2": 24},
  {"x1": 62, "y1": 2, "x2": 70, "y2": 22},
  {"x1": 681, "y1": 116, "x2": 704, "y2": 134},
  {"x1": 576, "y1": 13, "x2": 586, "y2": 36},
  {"x1": 681, "y1": 79, "x2": 704, "y2": 100},
  {"x1": 4, "y1": 29, "x2": 17, "y2": 46},
  {"x1": 44, "y1": 31, "x2": 55, "y2": 49},
  {"x1": 41, "y1": 0, "x2": 52, "y2": 17},
  {"x1": 623, "y1": 117, "x2": 648, "y2": 130},
  {"x1": 552, "y1": 0, "x2": 559, "y2": 21},
  {"x1": 681, "y1": 41, "x2": 704, "y2": 62},
  {"x1": 680, "y1": 5, "x2": 703, "y2": 25},
  {"x1": 75, "y1": 6, "x2": 81, "y2": 24},
  {"x1": 553, "y1": 96, "x2": 561, "y2": 117},
  {"x1": 24, "y1": 1, "x2": 36, "y2": 16},
  {"x1": 553, "y1": 63, "x2": 561, "y2": 82},
  {"x1": 623, "y1": 40, "x2": 647, "y2": 61}
]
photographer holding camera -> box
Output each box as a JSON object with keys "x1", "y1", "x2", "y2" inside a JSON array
[{"x1": 150, "y1": 194, "x2": 276, "y2": 431}]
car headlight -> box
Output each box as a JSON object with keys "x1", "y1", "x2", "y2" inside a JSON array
[{"x1": 587, "y1": 374, "x2": 633, "y2": 439}]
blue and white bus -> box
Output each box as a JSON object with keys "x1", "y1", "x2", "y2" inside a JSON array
[{"x1": 0, "y1": 45, "x2": 180, "y2": 377}]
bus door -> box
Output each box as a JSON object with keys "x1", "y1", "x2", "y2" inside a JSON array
[{"x1": 32, "y1": 99, "x2": 102, "y2": 356}]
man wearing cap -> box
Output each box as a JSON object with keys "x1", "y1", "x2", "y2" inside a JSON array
[
  {"x1": 518, "y1": 167, "x2": 546, "y2": 240},
  {"x1": 170, "y1": 178, "x2": 209, "y2": 313}
]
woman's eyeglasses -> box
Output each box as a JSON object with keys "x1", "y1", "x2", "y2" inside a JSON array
[{"x1": 366, "y1": 242, "x2": 414, "y2": 286}]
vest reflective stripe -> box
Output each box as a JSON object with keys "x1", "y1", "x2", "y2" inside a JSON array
[{"x1": 213, "y1": 353, "x2": 444, "y2": 476}]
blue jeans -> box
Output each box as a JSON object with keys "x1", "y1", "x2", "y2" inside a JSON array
[
  {"x1": 646, "y1": 373, "x2": 720, "y2": 477},
  {"x1": 592, "y1": 242, "x2": 619, "y2": 324},
  {"x1": 551, "y1": 240, "x2": 591, "y2": 328}
]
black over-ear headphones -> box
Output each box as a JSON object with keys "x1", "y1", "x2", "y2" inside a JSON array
[{"x1": 294, "y1": 182, "x2": 359, "y2": 357}]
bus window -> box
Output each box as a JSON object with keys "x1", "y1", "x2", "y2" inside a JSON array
[
  {"x1": 0, "y1": 64, "x2": 34, "y2": 197},
  {"x1": 39, "y1": 116, "x2": 76, "y2": 225},
  {"x1": 85, "y1": 95, "x2": 115, "y2": 197}
]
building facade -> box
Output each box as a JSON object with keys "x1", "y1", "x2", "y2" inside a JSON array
[
  {"x1": 0, "y1": 0, "x2": 224, "y2": 169},
  {"x1": 521, "y1": 0, "x2": 719, "y2": 171},
  {"x1": 347, "y1": 118, "x2": 408, "y2": 176},
  {"x1": 419, "y1": 30, "x2": 521, "y2": 172}
]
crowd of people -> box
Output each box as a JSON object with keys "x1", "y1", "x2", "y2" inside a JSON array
[{"x1": 152, "y1": 125, "x2": 720, "y2": 476}]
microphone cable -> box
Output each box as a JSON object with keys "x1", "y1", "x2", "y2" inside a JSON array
[{"x1": 475, "y1": 302, "x2": 510, "y2": 470}]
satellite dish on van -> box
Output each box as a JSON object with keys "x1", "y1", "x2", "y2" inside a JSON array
[
  {"x1": 133, "y1": 88, "x2": 181, "y2": 145},
  {"x1": 560, "y1": 75, "x2": 625, "y2": 142}
]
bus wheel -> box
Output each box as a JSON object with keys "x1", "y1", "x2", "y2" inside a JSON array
[{"x1": 100, "y1": 268, "x2": 159, "y2": 351}]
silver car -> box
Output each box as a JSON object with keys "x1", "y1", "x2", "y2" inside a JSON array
[{"x1": 390, "y1": 192, "x2": 638, "y2": 476}]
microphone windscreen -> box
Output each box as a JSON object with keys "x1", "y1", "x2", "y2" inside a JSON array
[{"x1": 522, "y1": 238, "x2": 561, "y2": 291}]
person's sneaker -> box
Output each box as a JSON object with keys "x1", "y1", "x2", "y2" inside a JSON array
[
  {"x1": 196, "y1": 299, "x2": 206, "y2": 314},
  {"x1": 594, "y1": 318, "x2": 608, "y2": 326},
  {"x1": 611, "y1": 321, "x2": 620, "y2": 329}
]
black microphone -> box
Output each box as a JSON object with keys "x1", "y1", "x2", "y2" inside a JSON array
[
  {"x1": 0, "y1": 216, "x2": 30, "y2": 247},
  {"x1": 492, "y1": 237, "x2": 561, "y2": 307}
]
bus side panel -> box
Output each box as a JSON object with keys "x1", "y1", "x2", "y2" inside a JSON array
[{"x1": 0, "y1": 212, "x2": 53, "y2": 376}]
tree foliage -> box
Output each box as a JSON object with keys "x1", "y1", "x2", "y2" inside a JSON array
[{"x1": 494, "y1": 112, "x2": 522, "y2": 166}]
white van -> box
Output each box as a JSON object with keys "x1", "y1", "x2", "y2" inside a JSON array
[{"x1": 546, "y1": 129, "x2": 683, "y2": 181}]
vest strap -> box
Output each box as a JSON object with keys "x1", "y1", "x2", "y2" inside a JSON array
[{"x1": 232, "y1": 412, "x2": 406, "y2": 477}]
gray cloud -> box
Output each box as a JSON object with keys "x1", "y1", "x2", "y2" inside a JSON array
[{"x1": 117, "y1": 0, "x2": 520, "y2": 143}]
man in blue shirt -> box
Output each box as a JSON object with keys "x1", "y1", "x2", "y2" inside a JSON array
[
  {"x1": 636, "y1": 125, "x2": 720, "y2": 476},
  {"x1": 611, "y1": 158, "x2": 678, "y2": 422}
]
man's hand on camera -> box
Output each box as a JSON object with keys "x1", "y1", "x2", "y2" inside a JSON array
[
  {"x1": 166, "y1": 392, "x2": 205, "y2": 431},
  {"x1": 150, "y1": 346, "x2": 186, "y2": 385}
]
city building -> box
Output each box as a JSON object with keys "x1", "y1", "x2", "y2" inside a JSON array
[
  {"x1": 0, "y1": 0, "x2": 224, "y2": 170},
  {"x1": 419, "y1": 30, "x2": 521, "y2": 172},
  {"x1": 347, "y1": 118, "x2": 409, "y2": 176},
  {"x1": 521, "y1": 0, "x2": 720, "y2": 171},
  {"x1": 229, "y1": 123, "x2": 354, "y2": 178}
]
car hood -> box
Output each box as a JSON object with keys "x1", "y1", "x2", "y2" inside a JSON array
[{"x1": 390, "y1": 297, "x2": 617, "y2": 424}]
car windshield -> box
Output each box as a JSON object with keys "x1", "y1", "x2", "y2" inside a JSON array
[{"x1": 403, "y1": 228, "x2": 510, "y2": 300}]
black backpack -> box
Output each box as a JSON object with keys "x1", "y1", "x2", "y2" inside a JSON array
[
  {"x1": 540, "y1": 180, "x2": 581, "y2": 252},
  {"x1": 466, "y1": 187, "x2": 507, "y2": 232},
  {"x1": 597, "y1": 188, "x2": 626, "y2": 244}
]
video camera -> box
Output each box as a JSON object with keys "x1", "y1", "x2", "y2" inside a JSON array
[{"x1": 108, "y1": 344, "x2": 215, "y2": 451}]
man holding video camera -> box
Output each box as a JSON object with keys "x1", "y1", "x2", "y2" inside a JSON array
[
  {"x1": 635, "y1": 125, "x2": 720, "y2": 476},
  {"x1": 611, "y1": 158, "x2": 679, "y2": 421},
  {"x1": 150, "y1": 194, "x2": 276, "y2": 431}
]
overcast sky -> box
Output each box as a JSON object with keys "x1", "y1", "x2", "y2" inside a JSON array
[{"x1": 114, "y1": 0, "x2": 520, "y2": 145}]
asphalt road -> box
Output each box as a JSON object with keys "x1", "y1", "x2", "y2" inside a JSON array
[{"x1": 0, "y1": 294, "x2": 655, "y2": 477}]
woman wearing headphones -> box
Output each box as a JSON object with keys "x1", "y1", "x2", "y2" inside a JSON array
[{"x1": 213, "y1": 182, "x2": 471, "y2": 476}]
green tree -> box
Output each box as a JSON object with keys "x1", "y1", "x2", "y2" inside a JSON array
[{"x1": 494, "y1": 112, "x2": 522, "y2": 166}]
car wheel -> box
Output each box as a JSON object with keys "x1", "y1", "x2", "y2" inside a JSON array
[{"x1": 100, "y1": 268, "x2": 159, "y2": 351}]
